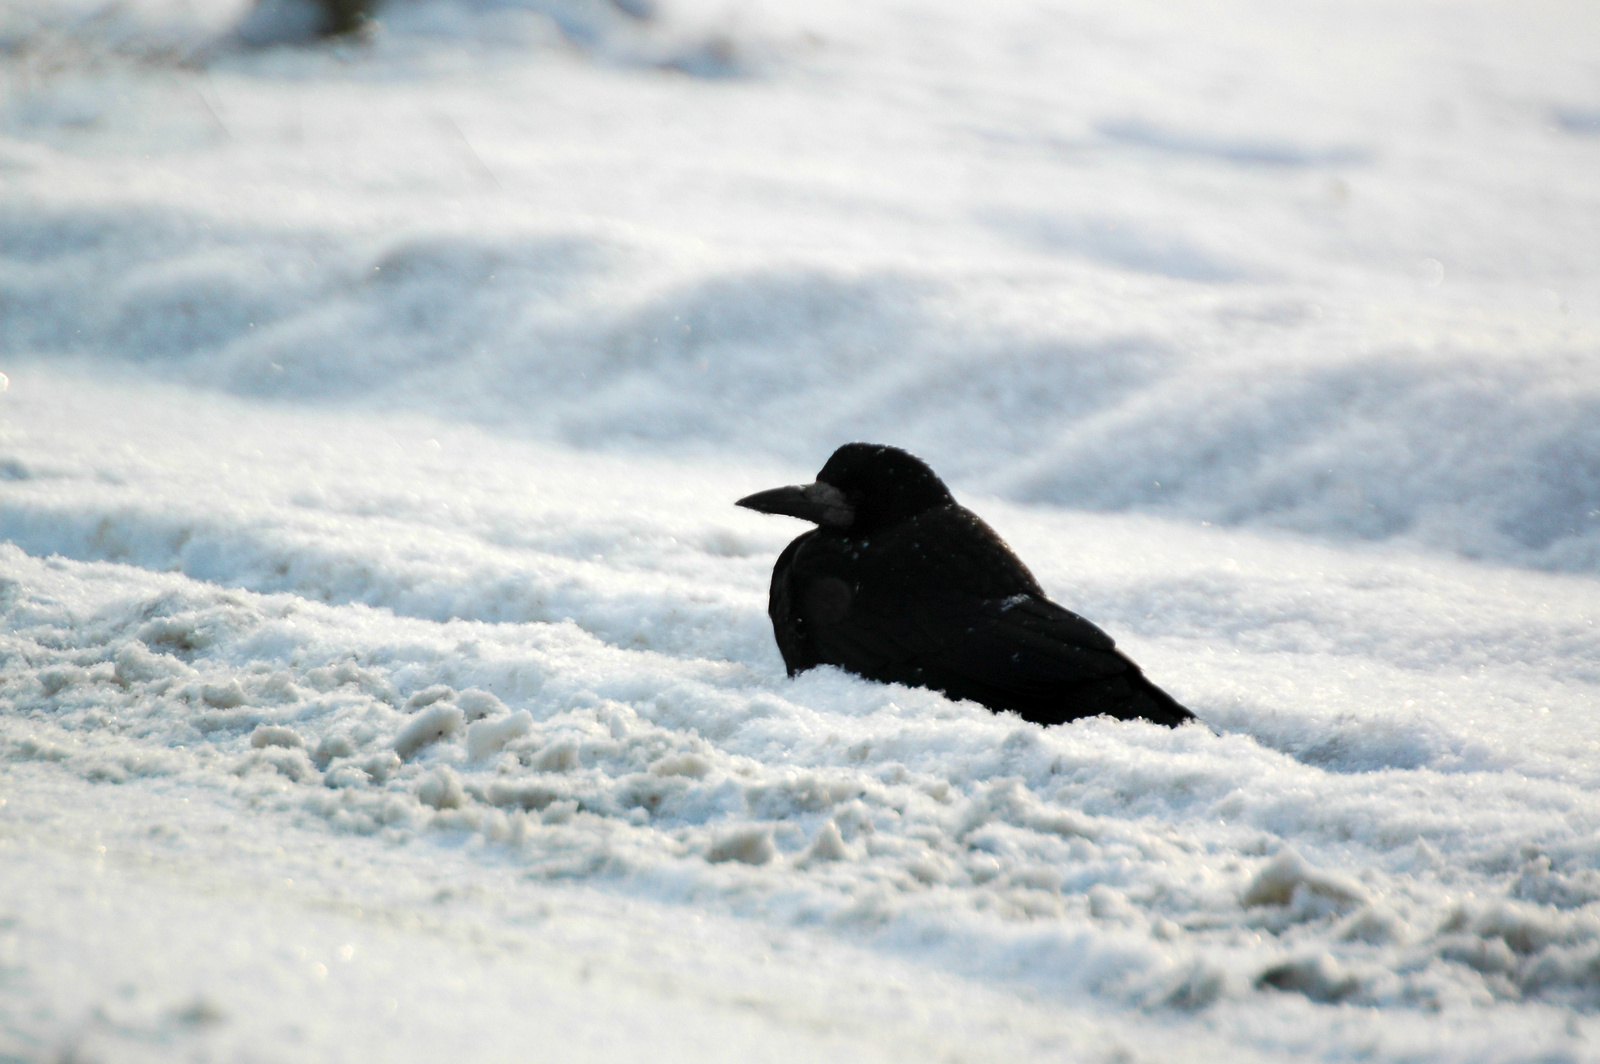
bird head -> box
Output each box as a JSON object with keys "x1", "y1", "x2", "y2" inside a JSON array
[{"x1": 736, "y1": 443, "x2": 954, "y2": 534}]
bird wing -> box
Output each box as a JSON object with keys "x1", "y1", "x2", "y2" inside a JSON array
[
  {"x1": 808, "y1": 587, "x2": 1137, "y2": 700},
  {"x1": 769, "y1": 532, "x2": 820, "y2": 675}
]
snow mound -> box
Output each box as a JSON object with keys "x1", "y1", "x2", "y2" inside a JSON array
[
  {"x1": 2, "y1": 375, "x2": 1599, "y2": 1049},
  {"x1": 4, "y1": 202, "x2": 1598, "y2": 570},
  {"x1": 7, "y1": 536, "x2": 1600, "y2": 1022}
]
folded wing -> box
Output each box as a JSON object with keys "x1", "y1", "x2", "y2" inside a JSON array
[{"x1": 810, "y1": 589, "x2": 1192, "y2": 726}]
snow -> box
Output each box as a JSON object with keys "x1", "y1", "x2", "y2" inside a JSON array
[{"x1": 2, "y1": 0, "x2": 1600, "y2": 1059}]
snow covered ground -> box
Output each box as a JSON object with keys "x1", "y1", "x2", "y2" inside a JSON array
[{"x1": 2, "y1": 0, "x2": 1599, "y2": 1059}]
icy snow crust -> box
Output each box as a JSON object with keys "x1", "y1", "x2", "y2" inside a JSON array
[{"x1": 3, "y1": 0, "x2": 1600, "y2": 1060}]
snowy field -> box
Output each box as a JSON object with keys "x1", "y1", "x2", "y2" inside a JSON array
[{"x1": 2, "y1": 0, "x2": 1599, "y2": 1059}]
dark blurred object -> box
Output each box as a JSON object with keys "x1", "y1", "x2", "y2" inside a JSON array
[
  {"x1": 234, "y1": 0, "x2": 377, "y2": 47},
  {"x1": 317, "y1": 0, "x2": 378, "y2": 36}
]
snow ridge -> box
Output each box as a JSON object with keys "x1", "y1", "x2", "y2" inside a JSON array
[{"x1": 4, "y1": 204, "x2": 1599, "y2": 570}]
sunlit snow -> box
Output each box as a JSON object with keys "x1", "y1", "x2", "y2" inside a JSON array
[{"x1": 2, "y1": 0, "x2": 1599, "y2": 1060}]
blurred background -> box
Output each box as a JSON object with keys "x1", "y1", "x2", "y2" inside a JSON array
[{"x1": 4, "y1": 0, "x2": 1598, "y2": 570}]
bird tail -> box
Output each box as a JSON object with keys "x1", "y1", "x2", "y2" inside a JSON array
[{"x1": 1129, "y1": 675, "x2": 1196, "y2": 728}]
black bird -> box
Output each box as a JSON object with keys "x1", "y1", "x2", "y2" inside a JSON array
[{"x1": 737, "y1": 443, "x2": 1194, "y2": 728}]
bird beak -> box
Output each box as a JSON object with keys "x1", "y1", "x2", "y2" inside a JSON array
[{"x1": 736, "y1": 481, "x2": 855, "y2": 529}]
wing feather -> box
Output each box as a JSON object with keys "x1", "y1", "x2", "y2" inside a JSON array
[{"x1": 813, "y1": 591, "x2": 1132, "y2": 696}]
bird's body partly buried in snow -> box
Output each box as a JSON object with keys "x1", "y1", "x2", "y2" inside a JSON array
[{"x1": 737, "y1": 443, "x2": 1194, "y2": 728}]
